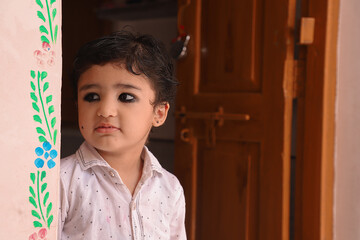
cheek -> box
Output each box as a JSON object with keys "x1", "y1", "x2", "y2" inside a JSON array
[
  {"x1": 78, "y1": 114, "x2": 86, "y2": 132},
  {"x1": 123, "y1": 110, "x2": 154, "y2": 129},
  {"x1": 78, "y1": 113, "x2": 91, "y2": 138}
]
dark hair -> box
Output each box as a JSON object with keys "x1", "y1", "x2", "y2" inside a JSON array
[{"x1": 71, "y1": 30, "x2": 178, "y2": 106}]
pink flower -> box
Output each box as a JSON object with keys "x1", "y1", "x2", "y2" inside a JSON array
[
  {"x1": 42, "y1": 42, "x2": 51, "y2": 52},
  {"x1": 34, "y1": 42, "x2": 56, "y2": 67},
  {"x1": 28, "y1": 228, "x2": 47, "y2": 240},
  {"x1": 38, "y1": 228, "x2": 47, "y2": 239},
  {"x1": 28, "y1": 233, "x2": 37, "y2": 240}
]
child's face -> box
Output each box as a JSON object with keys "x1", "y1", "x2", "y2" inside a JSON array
[{"x1": 77, "y1": 63, "x2": 169, "y2": 157}]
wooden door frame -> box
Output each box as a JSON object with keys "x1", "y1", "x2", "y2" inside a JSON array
[
  {"x1": 295, "y1": 0, "x2": 339, "y2": 239},
  {"x1": 175, "y1": 0, "x2": 298, "y2": 239}
]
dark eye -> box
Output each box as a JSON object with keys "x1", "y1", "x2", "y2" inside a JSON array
[
  {"x1": 118, "y1": 93, "x2": 135, "y2": 103},
  {"x1": 83, "y1": 93, "x2": 100, "y2": 102}
]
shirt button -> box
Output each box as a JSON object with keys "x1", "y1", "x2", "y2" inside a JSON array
[
  {"x1": 109, "y1": 171, "x2": 115, "y2": 177},
  {"x1": 131, "y1": 201, "x2": 136, "y2": 210}
]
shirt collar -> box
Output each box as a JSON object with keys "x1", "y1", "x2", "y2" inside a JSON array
[
  {"x1": 141, "y1": 145, "x2": 164, "y2": 177},
  {"x1": 76, "y1": 141, "x2": 164, "y2": 176}
]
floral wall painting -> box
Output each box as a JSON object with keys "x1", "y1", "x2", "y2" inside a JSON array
[{"x1": 0, "y1": 0, "x2": 61, "y2": 239}]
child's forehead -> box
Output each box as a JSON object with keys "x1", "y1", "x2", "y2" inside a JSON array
[
  {"x1": 78, "y1": 63, "x2": 155, "y2": 91},
  {"x1": 80, "y1": 63, "x2": 145, "y2": 81}
]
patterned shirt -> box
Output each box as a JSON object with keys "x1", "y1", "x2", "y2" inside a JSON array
[{"x1": 58, "y1": 141, "x2": 186, "y2": 240}]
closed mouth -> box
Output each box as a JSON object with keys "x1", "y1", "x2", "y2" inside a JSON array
[{"x1": 95, "y1": 123, "x2": 120, "y2": 131}]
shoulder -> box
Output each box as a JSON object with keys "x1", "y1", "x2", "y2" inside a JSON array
[
  {"x1": 159, "y1": 168, "x2": 184, "y2": 193},
  {"x1": 59, "y1": 142, "x2": 92, "y2": 186},
  {"x1": 60, "y1": 153, "x2": 78, "y2": 173},
  {"x1": 59, "y1": 153, "x2": 82, "y2": 189},
  {"x1": 144, "y1": 147, "x2": 184, "y2": 199},
  {"x1": 60, "y1": 141, "x2": 107, "y2": 181},
  {"x1": 158, "y1": 168, "x2": 185, "y2": 208}
]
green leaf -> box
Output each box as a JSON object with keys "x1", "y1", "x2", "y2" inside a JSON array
[
  {"x1": 41, "y1": 171, "x2": 46, "y2": 181},
  {"x1": 37, "y1": 11, "x2": 46, "y2": 22},
  {"x1": 54, "y1": 25, "x2": 58, "y2": 43},
  {"x1": 46, "y1": 95, "x2": 52, "y2": 104},
  {"x1": 41, "y1": 71, "x2": 48, "y2": 80},
  {"x1": 30, "y1": 173, "x2": 36, "y2": 184},
  {"x1": 36, "y1": 127, "x2": 46, "y2": 136},
  {"x1": 32, "y1": 102, "x2": 40, "y2": 112},
  {"x1": 43, "y1": 82, "x2": 49, "y2": 92},
  {"x1": 39, "y1": 25, "x2": 48, "y2": 35},
  {"x1": 41, "y1": 35, "x2": 50, "y2": 44},
  {"x1": 33, "y1": 221, "x2": 42, "y2": 228},
  {"x1": 39, "y1": 136, "x2": 47, "y2": 142},
  {"x1": 43, "y1": 192, "x2": 49, "y2": 206},
  {"x1": 31, "y1": 81, "x2": 36, "y2": 91},
  {"x1": 32, "y1": 210, "x2": 41, "y2": 219},
  {"x1": 29, "y1": 196, "x2": 37, "y2": 209},
  {"x1": 35, "y1": 0, "x2": 43, "y2": 8},
  {"x1": 33, "y1": 115, "x2": 42, "y2": 124},
  {"x1": 30, "y1": 92, "x2": 38, "y2": 102},
  {"x1": 30, "y1": 70, "x2": 36, "y2": 79},
  {"x1": 46, "y1": 202, "x2": 52, "y2": 218},
  {"x1": 51, "y1": 117, "x2": 56, "y2": 128},
  {"x1": 47, "y1": 215, "x2": 53, "y2": 228},
  {"x1": 29, "y1": 186, "x2": 36, "y2": 198},
  {"x1": 53, "y1": 129, "x2": 58, "y2": 145},
  {"x1": 48, "y1": 105, "x2": 54, "y2": 114},
  {"x1": 50, "y1": 0, "x2": 56, "y2": 5},
  {"x1": 41, "y1": 183, "x2": 47, "y2": 193},
  {"x1": 52, "y1": 8, "x2": 57, "y2": 20}
]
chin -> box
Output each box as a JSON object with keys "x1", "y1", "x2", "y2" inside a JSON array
[
  {"x1": 85, "y1": 138, "x2": 120, "y2": 152},
  {"x1": 95, "y1": 142, "x2": 121, "y2": 151}
]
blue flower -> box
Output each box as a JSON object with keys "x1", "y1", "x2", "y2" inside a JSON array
[
  {"x1": 47, "y1": 159, "x2": 56, "y2": 169},
  {"x1": 34, "y1": 158, "x2": 44, "y2": 168},
  {"x1": 34, "y1": 141, "x2": 58, "y2": 169}
]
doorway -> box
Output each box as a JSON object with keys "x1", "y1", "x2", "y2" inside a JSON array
[
  {"x1": 60, "y1": 0, "x2": 338, "y2": 239},
  {"x1": 173, "y1": 0, "x2": 337, "y2": 239}
]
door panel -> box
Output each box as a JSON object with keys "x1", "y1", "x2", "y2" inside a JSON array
[
  {"x1": 174, "y1": 0, "x2": 295, "y2": 239},
  {"x1": 196, "y1": 141, "x2": 259, "y2": 240},
  {"x1": 200, "y1": 0, "x2": 264, "y2": 92}
]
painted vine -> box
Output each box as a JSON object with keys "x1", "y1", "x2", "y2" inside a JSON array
[{"x1": 29, "y1": 0, "x2": 59, "y2": 236}]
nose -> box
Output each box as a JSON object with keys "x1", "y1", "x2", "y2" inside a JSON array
[{"x1": 97, "y1": 98, "x2": 117, "y2": 118}]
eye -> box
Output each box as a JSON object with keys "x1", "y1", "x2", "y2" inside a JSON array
[
  {"x1": 118, "y1": 93, "x2": 135, "y2": 103},
  {"x1": 83, "y1": 93, "x2": 100, "y2": 102}
]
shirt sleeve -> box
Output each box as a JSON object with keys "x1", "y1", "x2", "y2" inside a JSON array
[
  {"x1": 58, "y1": 174, "x2": 69, "y2": 240},
  {"x1": 170, "y1": 187, "x2": 187, "y2": 240}
]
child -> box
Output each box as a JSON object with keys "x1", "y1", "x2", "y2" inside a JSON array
[{"x1": 58, "y1": 31, "x2": 186, "y2": 239}]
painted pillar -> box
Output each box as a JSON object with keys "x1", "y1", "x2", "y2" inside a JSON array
[
  {"x1": 334, "y1": 0, "x2": 360, "y2": 239},
  {"x1": 0, "y1": 0, "x2": 61, "y2": 239}
]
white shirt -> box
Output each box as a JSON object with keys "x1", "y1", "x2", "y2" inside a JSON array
[{"x1": 59, "y1": 141, "x2": 186, "y2": 240}]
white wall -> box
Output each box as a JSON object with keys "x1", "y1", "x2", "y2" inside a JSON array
[{"x1": 334, "y1": 0, "x2": 360, "y2": 239}]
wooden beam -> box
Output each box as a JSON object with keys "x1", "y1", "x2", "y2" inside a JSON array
[{"x1": 295, "y1": 0, "x2": 339, "y2": 239}]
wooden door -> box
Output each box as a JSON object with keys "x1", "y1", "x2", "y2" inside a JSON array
[{"x1": 174, "y1": 0, "x2": 296, "y2": 239}]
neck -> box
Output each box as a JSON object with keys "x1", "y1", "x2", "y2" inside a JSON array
[{"x1": 97, "y1": 145, "x2": 144, "y2": 195}]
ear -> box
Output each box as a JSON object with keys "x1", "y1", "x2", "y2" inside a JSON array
[{"x1": 153, "y1": 102, "x2": 170, "y2": 127}]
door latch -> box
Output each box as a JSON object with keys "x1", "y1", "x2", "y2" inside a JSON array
[
  {"x1": 175, "y1": 106, "x2": 250, "y2": 147},
  {"x1": 299, "y1": 17, "x2": 315, "y2": 45}
]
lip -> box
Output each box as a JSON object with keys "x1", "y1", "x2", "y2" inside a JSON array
[{"x1": 95, "y1": 123, "x2": 120, "y2": 133}]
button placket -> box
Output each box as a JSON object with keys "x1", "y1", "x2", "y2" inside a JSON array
[
  {"x1": 130, "y1": 199, "x2": 139, "y2": 240},
  {"x1": 131, "y1": 201, "x2": 136, "y2": 211}
]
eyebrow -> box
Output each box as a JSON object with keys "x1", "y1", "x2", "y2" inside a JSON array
[{"x1": 78, "y1": 83, "x2": 142, "y2": 92}]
